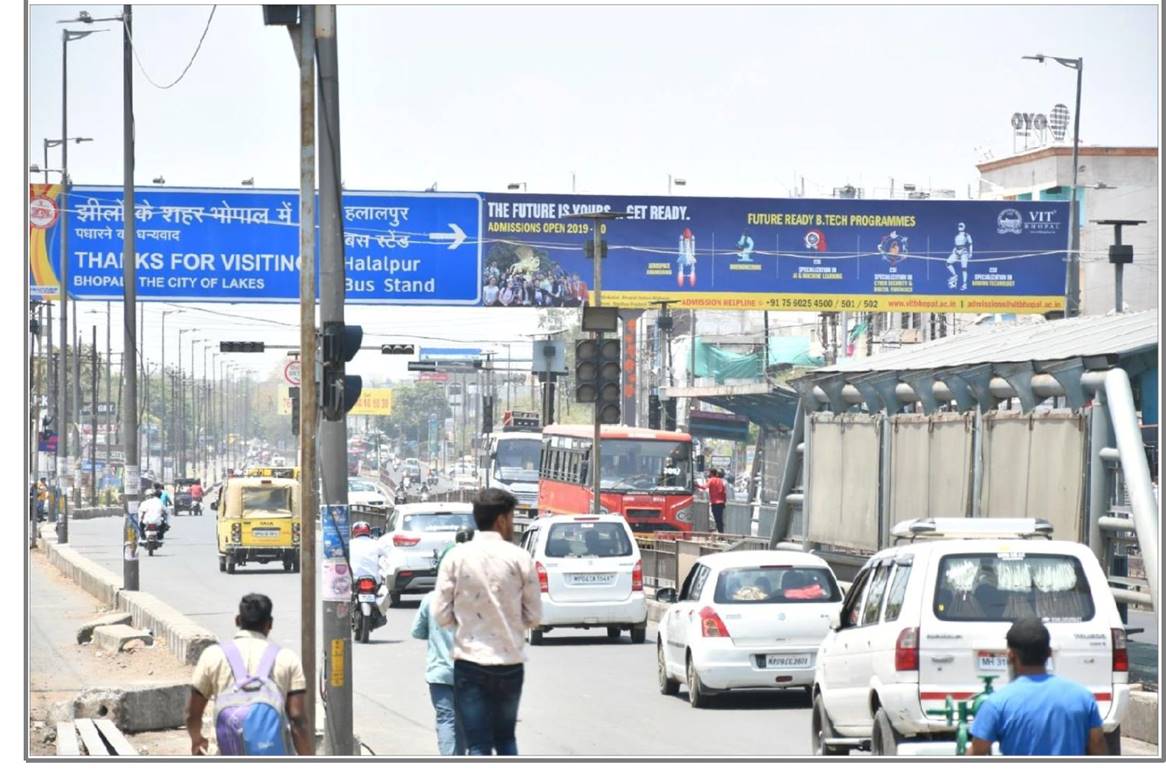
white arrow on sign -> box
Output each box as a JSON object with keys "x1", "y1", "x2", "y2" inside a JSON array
[{"x1": 428, "y1": 223, "x2": 466, "y2": 250}]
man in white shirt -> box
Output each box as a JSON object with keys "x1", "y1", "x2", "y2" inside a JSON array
[
  {"x1": 433, "y1": 488, "x2": 541, "y2": 756},
  {"x1": 348, "y1": 521, "x2": 390, "y2": 619}
]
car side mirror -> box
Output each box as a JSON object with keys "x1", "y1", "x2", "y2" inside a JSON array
[
  {"x1": 829, "y1": 610, "x2": 842, "y2": 631},
  {"x1": 656, "y1": 588, "x2": 678, "y2": 604}
]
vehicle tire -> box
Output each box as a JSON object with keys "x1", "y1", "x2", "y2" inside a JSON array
[
  {"x1": 358, "y1": 612, "x2": 371, "y2": 644},
  {"x1": 148, "y1": 546, "x2": 154, "y2": 557},
  {"x1": 686, "y1": 656, "x2": 708, "y2": 708},
  {"x1": 218, "y1": 554, "x2": 226, "y2": 572},
  {"x1": 812, "y1": 692, "x2": 847, "y2": 756},
  {"x1": 630, "y1": 624, "x2": 647, "y2": 644},
  {"x1": 529, "y1": 627, "x2": 544, "y2": 646},
  {"x1": 226, "y1": 555, "x2": 237, "y2": 575},
  {"x1": 1104, "y1": 727, "x2": 1122, "y2": 755},
  {"x1": 389, "y1": 592, "x2": 402, "y2": 608},
  {"x1": 607, "y1": 626, "x2": 621, "y2": 641},
  {"x1": 658, "y1": 642, "x2": 679, "y2": 695},
  {"x1": 871, "y1": 707, "x2": 900, "y2": 756},
  {"x1": 291, "y1": 555, "x2": 301, "y2": 574}
]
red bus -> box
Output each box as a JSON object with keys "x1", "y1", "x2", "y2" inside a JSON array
[{"x1": 537, "y1": 424, "x2": 695, "y2": 533}]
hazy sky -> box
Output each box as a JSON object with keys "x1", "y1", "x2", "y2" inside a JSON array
[{"x1": 24, "y1": 2, "x2": 1160, "y2": 379}]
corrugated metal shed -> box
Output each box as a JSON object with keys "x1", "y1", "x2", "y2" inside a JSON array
[{"x1": 818, "y1": 311, "x2": 1158, "y2": 374}]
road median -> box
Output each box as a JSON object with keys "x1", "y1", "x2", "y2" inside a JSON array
[{"x1": 37, "y1": 525, "x2": 216, "y2": 665}]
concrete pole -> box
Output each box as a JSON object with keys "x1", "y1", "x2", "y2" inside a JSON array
[
  {"x1": 56, "y1": 30, "x2": 71, "y2": 543},
  {"x1": 72, "y1": 311, "x2": 81, "y2": 505},
  {"x1": 591, "y1": 223, "x2": 603, "y2": 515},
  {"x1": 47, "y1": 302, "x2": 57, "y2": 523},
  {"x1": 105, "y1": 302, "x2": 111, "y2": 501},
  {"x1": 121, "y1": 3, "x2": 139, "y2": 591},
  {"x1": 1065, "y1": 59, "x2": 1083, "y2": 318},
  {"x1": 315, "y1": 5, "x2": 353, "y2": 755},
  {"x1": 90, "y1": 324, "x2": 97, "y2": 506}
]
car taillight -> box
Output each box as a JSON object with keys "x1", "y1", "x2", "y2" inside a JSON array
[
  {"x1": 393, "y1": 534, "x2": 421, "y2": 547},
  {"x1": 632, "y1": 560, "x2": 643, "y2": 592},
  {"x1": 895, "y1": 627, "x2": 919, "y2": 671},
  {"x1": 535, "y1": 562, "x2": 549, "y2": 593},
  {"x1": 357, "y1": 577, "x2": 377, "y2": 593},
  {"x1": 1112, "y1": 628, "x2": 1128, "y2": 672},
  {"x1": 699, "y1": 607, "x2": 730, "y2": 638}
]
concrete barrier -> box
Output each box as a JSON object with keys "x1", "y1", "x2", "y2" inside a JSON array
[
  {"x1": 40, "y1": 532, "x2": 123, "y2": 607},
  {"x1": 1124, "y1": 689, "x2": 1159, "y2": 746},
  {"x1": 71, "y1": 507, "x2": 122, "y2": 520},
  {"x1": 118, "y1": 590, "x2": 217, "y2": 666},
  {"x1": 72, "y1": 683, "x2": 190, "y2": 733}
]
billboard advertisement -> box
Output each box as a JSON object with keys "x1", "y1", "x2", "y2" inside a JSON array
[{"x1": 30, "y1": 184, "x2": 1067, "y2": 313}]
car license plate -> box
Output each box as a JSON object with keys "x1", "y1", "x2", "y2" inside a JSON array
[
  {"x1": 571, "y1": 574, "x2": 614, "y2": 586},
  {"x1": 357, "y1": 594, "x2": 376, "y2": 603},
  {"x1": 766, "y1": 654, "x2": 812, "y2": 669},
  {"x1": 251, "y1": 528, "x2": 280, "y2": 538},
  {"x1": 976, "y1": 651, "x2": 1009, "y2": 672}
]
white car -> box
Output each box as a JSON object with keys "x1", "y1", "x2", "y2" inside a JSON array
[
  {"x1": 519, "y1": 514, "x2": 648, "y2": 645},
  {"x1": 811, "y1": 518, "x2": 1131, "y2": 756},
  {"x1": 656, "y1": 550, "x2": 842, "y2": 708},
  {"x1": 348, "y1": 479, "x2": 386, "y2": 509},
  {"x1": 378, "y1": 502, "x2": 475, "y2": 606}
]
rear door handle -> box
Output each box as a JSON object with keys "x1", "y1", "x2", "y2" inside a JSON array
[{"x1": 930, "y1": 655, "x2": 954, "y2": 664}]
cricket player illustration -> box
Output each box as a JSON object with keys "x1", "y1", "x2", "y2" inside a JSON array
[
  {"x1": 735, "y1": 233, "x2": 754, "y2": 262},
  {"x1": 947, "y1": 222, "x2": 973, "y2": 290},
  {"x1": 676, "y1": 227, "x2": 697, "y2": 287}
]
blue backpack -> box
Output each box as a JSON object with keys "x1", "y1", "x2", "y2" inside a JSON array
[{"x1": 213, "y1": 640, "x2": 292, "y2": 756}]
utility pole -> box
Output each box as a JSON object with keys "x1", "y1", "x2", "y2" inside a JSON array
[
  {"x1": 56, "y1": 30, "x2": 72, "y2": 543},
  {"x1": 72, "y1": 318, "x2": 81, "y2": 505},
  {"x1": 121, "y1": 3, "x2": 139, "y2": 592},
  {"x1": 47, "y1": 302, "x2": 57, "y2": 523},
  {"x1": 90, "y1": 325, "x2": 97, "y2": 506},
  {"x1": 316, "y1": 5, "x2": 353, "y2": 755},
  {"x1": 105, "y1": 302, "x2": 111, "y2": 501}
]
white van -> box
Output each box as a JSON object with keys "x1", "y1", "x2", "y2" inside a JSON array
[
  {"x1": 519, "y1": 514, "x2": 648, "y2": 645},
  {"x1": 811, "y1": 518, "x2": 1131, "y2": 756}
]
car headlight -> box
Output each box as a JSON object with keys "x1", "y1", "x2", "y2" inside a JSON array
[{"x1": 676, "y1": 508, "x2": 692, "y2": 523}]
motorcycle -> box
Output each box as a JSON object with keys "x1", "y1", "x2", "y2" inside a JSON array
[
  {"x1": 351, "y1": 576, "x2": 387, "y2": 644},
  {"x1": 140, "y1": 520, "x2": 164, "y2": 556},
  {"x1": 192, "y1": 500, "x2": 202, "y2": 516}
]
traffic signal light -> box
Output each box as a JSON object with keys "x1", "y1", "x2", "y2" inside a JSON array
[
  {"x1": 663, "y1": 397, "x2": 678, "y2": 431},
  {"x1": 319, "y1": 322, "x2": 363, "y2": 422},
  {"x1": 482, "y1": 396, "x2": 494, "y2": 434},
  {"x1": 289, "y1": 386, "x2": 300, "y2": 436},
  {"x1": 575, "y1": 337, "x2": 621, "y2": 424},
  {"x1": 220, "y1": 341, "x2": 265, "y2": 353},
  {"x1": 381, "y1": 344, "x2": 415, "y2": 355},
  {"x1": 648, "y1": 394, "x2": 661, "y2": 429}
]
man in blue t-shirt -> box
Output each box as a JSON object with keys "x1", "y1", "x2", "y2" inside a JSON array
[{"x1": 969, "y1": 618, "x2": 1107, "y2": 756}]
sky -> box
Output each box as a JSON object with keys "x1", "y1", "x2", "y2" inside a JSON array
[{"x1": 21, "y1": 2, "x2": 1162, "y2": 381}]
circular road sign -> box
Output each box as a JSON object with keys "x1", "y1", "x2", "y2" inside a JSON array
[{"x1": 284, "y1": 359, "x2": 302, "y2": 386}]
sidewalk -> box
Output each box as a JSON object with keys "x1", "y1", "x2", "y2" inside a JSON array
[{"x1": 28, "y1": 550, "x2": 193, "y2": 756}]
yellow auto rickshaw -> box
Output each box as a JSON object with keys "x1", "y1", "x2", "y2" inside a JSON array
[{"x1": 216, "y1": 476, "x2": 301, "y2": 574}]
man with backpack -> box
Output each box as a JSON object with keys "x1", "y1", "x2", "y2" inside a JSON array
[{"x1": 186, "y1": 594, "x2": 312, "y2": 756}]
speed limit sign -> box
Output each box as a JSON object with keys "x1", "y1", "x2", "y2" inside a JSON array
[{"x1": 284, "y1": 359, "x2": 302, "y2": 386}]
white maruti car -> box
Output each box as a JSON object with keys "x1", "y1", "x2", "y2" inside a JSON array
[
  {"x1": 348, "y1": 479, "x2": 387, "y2": 509},
  {"x1": 378, "y1": 502, "x2": 475, "y2": 606},
  {"x1": 811, "y1": 518, "x2": 1132, "y2": 756},
  {"x1": 656, "y1": 550, "x2": 843, "y2": 708}
]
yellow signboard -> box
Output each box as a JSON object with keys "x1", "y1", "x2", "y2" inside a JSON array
[
  {"x1": 349, "y1": 387, "x2": 393, "y2": 416},
  {"x1": 330, "y1": 639, "x2": 345, "y2": 687},
  {"x1": 277, "y1": 385, "x2": 292, "y2": 416}
]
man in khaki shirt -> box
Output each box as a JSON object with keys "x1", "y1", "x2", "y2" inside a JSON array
[
  {"x1": 187, "y1": 594, "x2": 312, "y2": 755},
  {"x1": 434, "y1": 488, "x2": 541, "y2": 755}
]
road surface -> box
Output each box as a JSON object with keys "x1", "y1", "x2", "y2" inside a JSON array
[{"x1": 63, "y1": 513, "x2": 813, "y2": 756}]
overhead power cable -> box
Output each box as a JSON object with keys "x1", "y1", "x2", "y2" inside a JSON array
[{"x1": 123, "y1": 6, "x2": 217, "y2": 90}]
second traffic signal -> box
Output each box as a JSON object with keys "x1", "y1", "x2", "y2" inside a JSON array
[
  {"x1": 319, "y1": 322, "x2": 363, "y2": 422},
  {"x1": 575, "y1": 337, "x2": 621, "y2": 424}
]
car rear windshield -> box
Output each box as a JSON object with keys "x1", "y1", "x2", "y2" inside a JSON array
[
  {"x1": 544, "y1": 522, "x2": 633, "y2": 558},
  {"x1": 241, "y1": 487, "x2": 293, "y2": 515},
  {"x1": 401, "y1": 512, "x2": 475, "y2": 533},
  {"x1": 934, "y1": 553, "x2": 1095, "y2": 622},
  {"x1": 713, "y1": 566, "x2": 841, "y2": 604}
]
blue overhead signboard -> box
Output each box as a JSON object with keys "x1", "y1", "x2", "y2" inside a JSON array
[
  {"x1": 32, "y1": 186, "x2": 481, "y2": 304},
  {"x1": 29, "y1": 185, "x2": 1066, "y2": 313}
]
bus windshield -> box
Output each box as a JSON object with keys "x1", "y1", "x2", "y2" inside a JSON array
[
  {"x1": 599, "y1": 439, "x2": 692, "y2": 492},
  {"x1": 494, "y1": 438, "x2": 541, "y2": 483}
]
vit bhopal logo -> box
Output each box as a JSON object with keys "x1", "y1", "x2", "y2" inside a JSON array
[
  {"x1": 1025, "y1": 209, "x2": 1061, "y2": 234},
  {"x1": 996, "y1": 208, "x2": 1023, "y2": 235}
]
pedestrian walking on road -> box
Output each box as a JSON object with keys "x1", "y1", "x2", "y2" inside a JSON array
[
  {"x1": 700, "y1": 468, "x2": 727, "y2": 533},
  {"x1": 433, "y1": 488, "x2": 542, "y2": 756},
  {"x1": 186, "y1": 593, "x2": 312, "y2": 756},
  {"x1": 969, "y1": 618, "x2": 1107, "y2": 756},
  {"x1": 412, "y1": 542, "x2": 466, "y2": 755}
]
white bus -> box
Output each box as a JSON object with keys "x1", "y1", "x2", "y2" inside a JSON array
[{"x1": 484, "y1": 411, "x2": 542, "y2": 528}]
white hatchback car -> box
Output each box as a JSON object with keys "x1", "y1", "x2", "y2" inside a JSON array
[
  {"x1": 378, "y1": 502, "x2": 475, "y2": 606},
  {"x1": 519, "y1": 514, "x2": 648, "y2": 645},
  {"x1": 811, "y1": 518, "x2": 1132, "y2": 756},
  {"x1": 348, "y1": 479, "x2": 387, "y2": 509},
  {"x1": 656, "y1": 550, "x2": 843, "y2": 708}
]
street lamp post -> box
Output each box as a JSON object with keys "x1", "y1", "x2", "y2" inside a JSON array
[
  {"x1": 191, "y1": 339, "x2": 204, "y2": 478},
  {"x1": 1024, "y1": 53, "x2": 1083, "y2": 317},
  {"x1": 507, "y1": 182, "x2": 527, "y2": 192}
]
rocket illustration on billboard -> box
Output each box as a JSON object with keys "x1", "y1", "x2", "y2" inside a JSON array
[{"x1": 677, "y1": 227, "x2": 697, "y2": 287}]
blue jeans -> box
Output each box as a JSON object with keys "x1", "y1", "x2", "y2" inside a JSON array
[
  {"x1": 428, "y1": 683, "x2": 464, "y2": 756},
  {"x1": 453, "y1": 660, "x2": 524, "y2": 756}
]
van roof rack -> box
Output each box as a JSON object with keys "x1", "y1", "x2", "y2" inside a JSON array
[{"x1": 891, "y1": 517, "x2": 1055, "y2": 544}]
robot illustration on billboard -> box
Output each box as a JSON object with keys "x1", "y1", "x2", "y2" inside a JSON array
[
  {"x1": 877, "y1": 231, "x2": 909, "y2": 268},
  {"x1": 735, "y1": 233, "x2": 755, "y2": 262},
  {"x1": 947, "y1": 222, "x2": 974, "y2": 290},
  {"x1": 676, "y1": 227, "x2": 697, "y2": 287}
]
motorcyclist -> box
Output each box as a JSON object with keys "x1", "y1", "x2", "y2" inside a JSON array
[
  {"x1": 138, "y1": 486, "x2": 170, "y2": 541},
  {"x1": 157, "y1": 482, "x2": 174, "y2": 513},
  {"x1": 348, "y1": 521, "x2": 391, "y2": 620}
]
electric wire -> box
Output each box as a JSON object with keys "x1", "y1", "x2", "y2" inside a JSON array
[{"x1": 122, "y1": 6, "x2": 217, "y2": 90}]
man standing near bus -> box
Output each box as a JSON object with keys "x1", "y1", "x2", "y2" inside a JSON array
[{"x1": 699, "y1": 468, "x2": 727, "y2": 533}]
